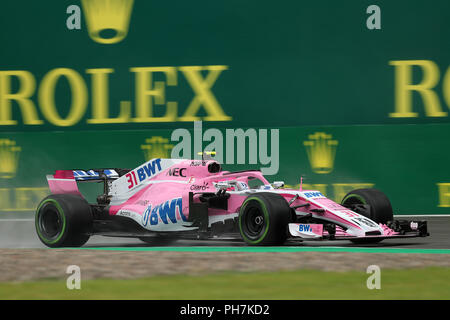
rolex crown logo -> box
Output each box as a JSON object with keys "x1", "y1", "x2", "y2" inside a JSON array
[
  {"x1": 0, "y1": 139, "x2": 21, "y2": 179},
  {"x1": 141, "y1": 136, "x2": 174, "y2": 161},
  {"x1": 303, "y1": 132, "x2": 338, "y2": 174},
  {"x1": 81, "y1": 0, "x2": 134, "y2": 44}
]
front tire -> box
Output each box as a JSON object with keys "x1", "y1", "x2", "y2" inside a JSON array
[
  {"x1": 341, "y1": 188, "x2": 393, "y2": 223},
  {"x1": 35, "y1": 194, "x2": 92, "y2": 248},
  {"x1": 341, "y1": 188, "x2": 393, "y2": 244},
  {"x1": 238, "y1": 192, "x2": 290, "y2": 246}
]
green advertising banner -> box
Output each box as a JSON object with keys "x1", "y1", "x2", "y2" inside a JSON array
[
  {"x1": 1, "y1": 0, "x2": 450, "y2": 131},
  {"x1": 1, "y1": 123, "x2": 450, "y2": 214},
  {"x1": 1, "y1": 1, "x2": 450, "y2": 215}
]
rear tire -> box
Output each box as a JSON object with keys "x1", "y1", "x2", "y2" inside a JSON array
[
  {"x1": 35, "y1": 194, "x2": 92, "y2": 248},
  {"x1": 341, "y1": 188, "x2": 393, "y2": 244},
  {"x1": 238, "y1": 192, "x2": 290, "y2": 246}
]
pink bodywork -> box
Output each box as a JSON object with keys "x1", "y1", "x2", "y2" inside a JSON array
[
  {"x1": 46, "y1": 158, "x2": 398, "y2": 237},
  {"x1": 108, "y1": 163, "x2": 270, "y2": 219},
  {"x1": 47, "y1": 170, "x2": 81, "y2": 196}
]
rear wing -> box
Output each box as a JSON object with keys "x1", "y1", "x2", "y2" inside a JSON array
[
  {"x1": 72, "y1": 169, "x2": 120, "y2": 181},
  {"x1": 51, "y1": 168, "x2": 131, "y2": 181},
  {"x1": 46, "y1": 168, "x2": 130, "y2": 198}
]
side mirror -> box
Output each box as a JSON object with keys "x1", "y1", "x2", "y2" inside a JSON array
[
  {"x1": 215, "y1": 180, "x2": 237, "y2": 190},
  {"x1": 216, "y1": 181, "x2": 230, "y2": 190}
]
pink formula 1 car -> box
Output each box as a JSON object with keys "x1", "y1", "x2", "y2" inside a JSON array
[{"x1": 35, "y1": 157, "x2": 429, "y2": 247}]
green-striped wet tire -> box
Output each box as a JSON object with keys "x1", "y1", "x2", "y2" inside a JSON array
[
  {"x1": 238, "y1": 192, "x2": 291, "y2": 246},
  {"x1": 341, "y1": 188, "x2": 393, "y2": 224},
  {"x1": 35, "y1": 194, "x2": 92, "y2": 248},
  {"x1": 341, "y1": 188, "x2": 393, "y2": 244}
]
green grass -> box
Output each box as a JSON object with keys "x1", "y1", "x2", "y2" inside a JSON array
[{"x1": 1, "y1": 267, "x2": 449, "y2": 300}]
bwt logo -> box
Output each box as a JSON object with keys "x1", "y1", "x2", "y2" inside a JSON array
[
  {"x1": 303, "y1": 191, "x2": 324, "y2": 198},
  {"x1": 126, "y1": 158, "x2": 162, "y2": 189},
  {"x1": 298, "y1": 224, "x2": 312, "y2": 232},
  {"x1": 66, "y1": 0, "x2": 135, "y2": 44},
  {"x1": 142, "y1": 198, "x2": 187, "y2": 226}
]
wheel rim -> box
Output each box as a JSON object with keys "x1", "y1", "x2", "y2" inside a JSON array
[
  {"x1": 40, "y1": 208, "x2": 61, "y2": 237},
  {"x1": 36, "y1": 201, "x2": 65, "y2": 243},
  {"x1": 342, "y1": 194, "x2": 366, "y2": 207},
  {"x1": 241, "y1": 200, "x2": 267, "y2": 241}
]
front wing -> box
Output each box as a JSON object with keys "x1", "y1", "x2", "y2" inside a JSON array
[{"x1": 288, "y1": 220, "x2": 429, "y2": 241}]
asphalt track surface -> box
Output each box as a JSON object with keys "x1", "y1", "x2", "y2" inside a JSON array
[{"x1": 1, "y1": 214, "x2": 449, "y2": 251}]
